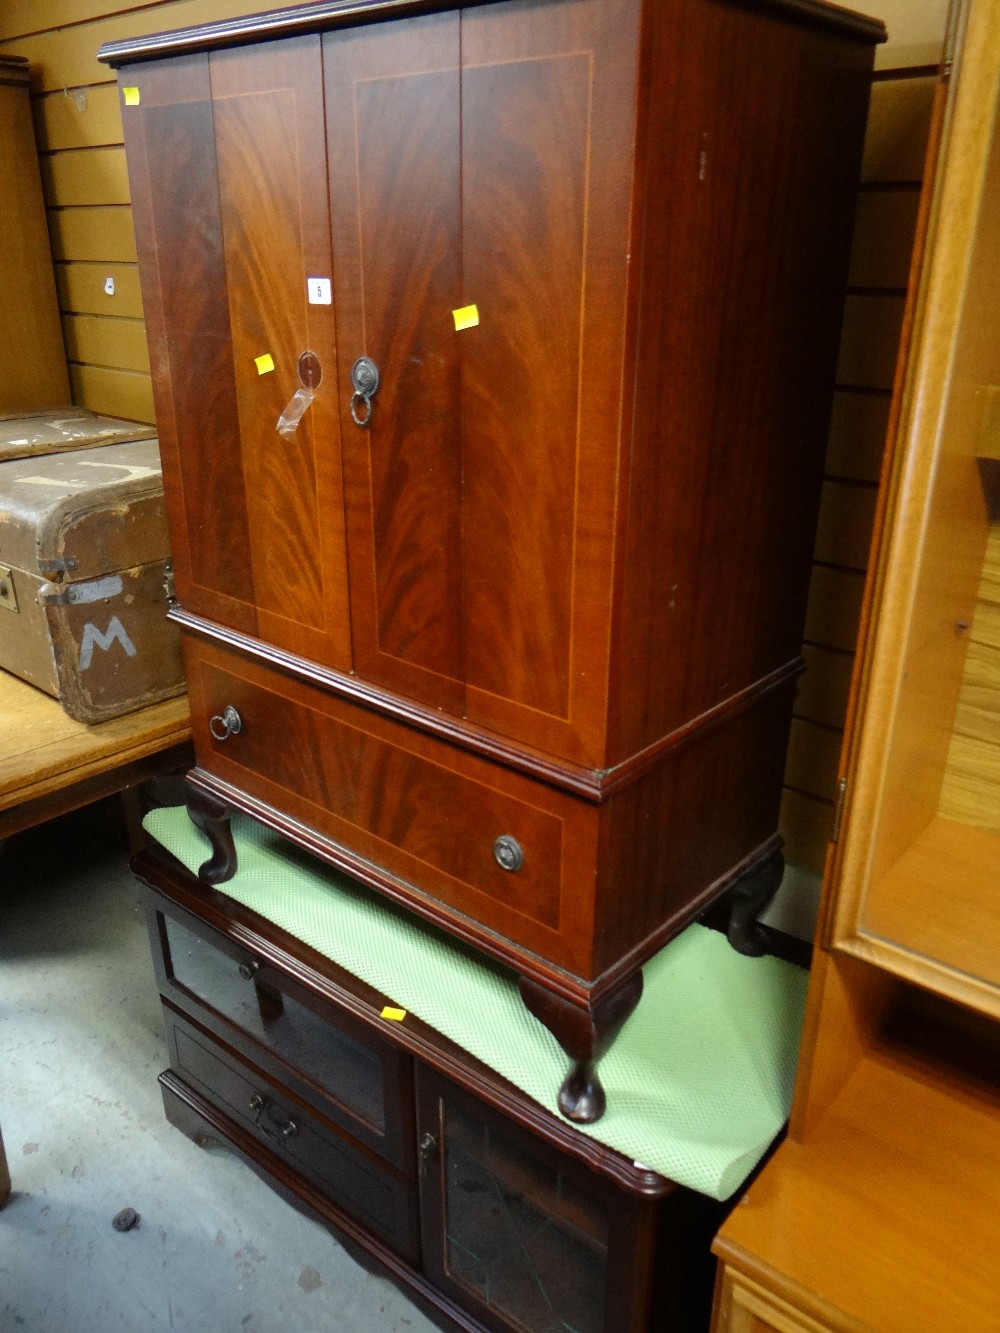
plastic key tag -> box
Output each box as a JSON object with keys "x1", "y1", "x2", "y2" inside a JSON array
[
  {"x1": 122, "y1": 87, "x2": 141, "y2": 106},
  {"x1": 380, "y1": 1007, "x2": 407, "y2": 1022}
]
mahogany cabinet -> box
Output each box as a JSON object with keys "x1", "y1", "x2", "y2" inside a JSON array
[
  {"x1": 102, "y1": 0, "x2": 884, "y2": 1120},
  {"x1": 135, "y1": 842, "x2": 727, "y2": 1333}
]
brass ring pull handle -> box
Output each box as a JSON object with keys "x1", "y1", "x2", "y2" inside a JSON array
[
  {"x1": 249, "y1": 1093, "x2": 298, "y2": 1143},
  {"x1": 208, "y1": 705, "x2": 242, "y2": 741},
  {"x1": 350, "y1": 355, "x2": 380, "y2": 428}
]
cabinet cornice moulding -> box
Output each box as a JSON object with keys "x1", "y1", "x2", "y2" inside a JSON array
[{"x1": 97, "y1": 0, "x2": 884, "y2": 67}]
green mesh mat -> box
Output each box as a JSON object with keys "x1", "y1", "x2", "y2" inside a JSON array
[{"x1": 144, "y1": 807, "x2": 808, "y2": 1200}]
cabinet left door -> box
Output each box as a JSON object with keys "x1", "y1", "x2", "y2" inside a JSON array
[{"x1": 121, "y1": 39, "x2": 353, "y2": 671}]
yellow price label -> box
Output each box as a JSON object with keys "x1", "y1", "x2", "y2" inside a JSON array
[
  {"x1": 452, "y1": 304, "x2": 480, "y2": 331},
  {"x1": 254, "y1": 353, "x2": 275, "y2": 375},
  {"x1": 380, "y1": 1006, "x2": 407, "y2": 1022},
  {"x1": 122, "y1": 87, "x2": 141, "y2": 106}
]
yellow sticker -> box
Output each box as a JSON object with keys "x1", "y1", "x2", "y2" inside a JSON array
[
  {"x1": 380, "y1": 1006, "x2": 407, "y2": 1022},
  {"x1": 254, "y1": 353, "x2": 275, "y2": 375},
  {"x1": 452, "y1": 304, "x2": 480, "y2": 331},
  {"x1": 122, "y1": 86, "x2": 141, "y2": 106}
]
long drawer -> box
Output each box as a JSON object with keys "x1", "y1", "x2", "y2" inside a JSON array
[
  {"x1": 183, "y1": 635, "x2": 601, "y2": 974},
  {"x1": 148, "y1": 892, "x2": 413, "y2": 1171},
  {"x1": 163, "y1": 1003, "x2": 420, "y2": 1263}
]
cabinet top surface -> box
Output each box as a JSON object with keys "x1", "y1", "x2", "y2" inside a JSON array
[{"x1": 98, "y1": 0, "x2": 884, "y2": 66}]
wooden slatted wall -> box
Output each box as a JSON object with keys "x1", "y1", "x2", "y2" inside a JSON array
[
  {"x1": 0, "y1": 0, "x2": 949, "y2": 896},
  {"x1": 779, "y1": 61, "x2": 941, "y2": 878},
  {"x1": 0, "y1": 0, "x2": 280, "y2": 420}
]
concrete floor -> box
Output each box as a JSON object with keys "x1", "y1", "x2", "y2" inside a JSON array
[{"x1": 0, "y1": 802, "x2": 440, "y2": 1333}]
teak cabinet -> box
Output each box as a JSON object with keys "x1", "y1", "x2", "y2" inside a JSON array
[
  {"x1": 710, "y1": 2, "x2": 1000, "y2": 1329},
  {"x1": 103, "y1": 0, "x2": 884, "y2": 1120},
  {"x1": 135, "y1": 842, "x2": 727, "y2": 1333}
]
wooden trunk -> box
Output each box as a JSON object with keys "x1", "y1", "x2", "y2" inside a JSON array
[
  {"x1": 102, "y1": 0, "x2": 884, "y2": 1119},
  {"x1": 0, "y1": 437, "x2": 184, "y2": 723}
]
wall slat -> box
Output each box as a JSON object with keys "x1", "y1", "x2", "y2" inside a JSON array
[
  {"x1": 47, "y1": 205, "x2": 138, "y2": 263},
  {"x1": 56, "y1": 261, "x2": 145, "y2": 318},
  {"x1": 63, "y1": 311, "x2": 150, "y2": 372},
  {"x1": 803, "y1": 567, "x2": 867, "y2": 653},
  {"x1": 1, "y1": 0, "x2": 281, "y2": 91},
  {"x1": 69, "y1": 361, "x2": 154, "y2": 421},
  {"x1": 33, "y1": 84, "x2": 124, "y2": 152},
  {"x1": 0, "y1": 1, "x2": 172, "y2": 42},
  {"x1": 796, "y1": 644, "x2": 855, "y2": 731},
  {"x1": 861, "y1": 77, "x2": 937, "y2": 181},
  {"x1": 40, "y1": 146, "x2": 131, "y2": 207},
  {"x1": 784, "y1": 719, "x2": 844, "y2": 804},
  {"x1": 812, "y1": 480, "x2": 880, "y2": 571},
  {"x1": 836, "y1": 293, "x2": 908, "y2": 389},
  {"x1": 825, "y1": 390, "x2": 892, "y2": 483},
  {"x1": 848, "y1": 186, "x2": 922, "y2": 288},
  {"x1": 779, "y1": 789, "x2": 835, "y2": 875}
]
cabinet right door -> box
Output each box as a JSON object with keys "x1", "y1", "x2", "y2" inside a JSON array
[{"x1": 323, "y1": 0, "x2": 639, "y2": 765}]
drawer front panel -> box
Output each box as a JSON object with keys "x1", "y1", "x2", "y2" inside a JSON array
[
  {"x1": 184, "y1": 638, "x2": 601, "y2": 972},
  {"x1": 155, "y1": 903, "x2": 411, "y2": 1170},
  {"x1": 165, "y1": 1006, "x2": 419, "y2": 1262}
]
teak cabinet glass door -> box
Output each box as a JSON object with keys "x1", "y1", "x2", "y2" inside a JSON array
[
  {"x1": 324, "y1": 0, "x2": 639, "y2": 763},
  {"x1": 123, "y1": 40, "x2": 353, "y2": 670},
  {"x1": 830, "y1": 7, "x2": 1000, "y2": 1018}
]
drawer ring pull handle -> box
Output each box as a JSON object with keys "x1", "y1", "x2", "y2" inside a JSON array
[
  {"x1": 238, "y1": 960, "x2": 260, "y2": 982},
  {"x1": 208, "y1": 705, "x2": 242, "y2": 742},
  {"x1": 249, "y1": 1092, "x2": 298, "y2": 1144},
  {"x1": 493, "y1": 835, "x2": 524, "y2": 873}
]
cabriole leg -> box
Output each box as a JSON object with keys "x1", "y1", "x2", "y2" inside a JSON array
[
  {"x1": 726, "y1": 848, "x2": 784, "y2": 957},
  {"x1": 185, "y1": 783, "x2": 238, "y2": 884},
  {"x1": 519, "y1": 971, "x2": 643, "y2": 1124}
]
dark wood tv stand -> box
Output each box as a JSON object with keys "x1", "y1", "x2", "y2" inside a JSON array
[{"x1": 134, "y1": 841, "x2": 731, "y2": 1333}]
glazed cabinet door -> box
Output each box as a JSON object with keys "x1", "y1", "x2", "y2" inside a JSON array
[
  {"x1": 415, "y1": 1068, "x2": 654, "y2": 1333},
  {"x1": 323, "y1": 0, "x2": 640, "y2": 765},
  {"x1": 121, "y1": 40, "x2": 352, "y2": 670},
  {"x1": 829, "y1": 2, "x2": 1000, "y2": 1019}
]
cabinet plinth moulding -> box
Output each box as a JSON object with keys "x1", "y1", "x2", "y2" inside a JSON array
[{"x1": 101, "y1": 0, "x2": 885, "y2": 1119}]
